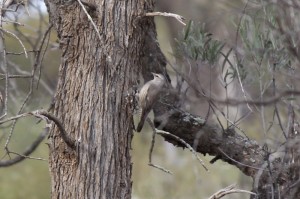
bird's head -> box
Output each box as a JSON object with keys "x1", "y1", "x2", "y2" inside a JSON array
[{"x1": 151, "y1": 73, "x2": 165, "y2": 82}]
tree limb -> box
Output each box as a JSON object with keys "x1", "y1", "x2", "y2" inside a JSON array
[{"x1": 33, "y1": 110, "x2": 76, "y2": 149}]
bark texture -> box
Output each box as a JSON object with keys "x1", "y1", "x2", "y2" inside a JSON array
[{"x1": 44, "y1": 0, "x2": 154, "y2": 198}]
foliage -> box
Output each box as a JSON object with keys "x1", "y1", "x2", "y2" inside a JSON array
[
  {"x1": 174, "y1": 21, "x2": 225, "y2": 65},
  {"x1": 236, "y1": 4, "x2": 293, "y2": 87}
]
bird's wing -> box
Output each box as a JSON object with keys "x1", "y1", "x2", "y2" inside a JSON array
[
  {"x1": 139, "y1": 83, "x2": 151, "y2": 108},
  {"x1": 139, "y1": 80, "x2": 161, "y2": 111},
  {"x1": 145, "y1": 84, "x2": 160, "y2": 105}
]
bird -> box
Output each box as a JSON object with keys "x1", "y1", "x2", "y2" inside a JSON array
[{"x1": 137, "y1": 73, "x2": 166, "y2": 132}]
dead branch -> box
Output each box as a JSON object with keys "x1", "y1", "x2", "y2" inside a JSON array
[
  {"x1": 208, "y1": 184, "x2": 256, "y2": 199},
  {"x1": 156, "y1": 129, "x2": 209, "y2": 171},
  {"x1": 145, "y1": 12, "x2": 186, "y2": 26},
  {"x1": 147, "y1": 117, "x2": 173, "y2": 174}
]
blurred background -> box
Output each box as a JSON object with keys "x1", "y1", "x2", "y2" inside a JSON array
[{"x1": 1, "y1": 0, "x2": 288, "y2": 198}]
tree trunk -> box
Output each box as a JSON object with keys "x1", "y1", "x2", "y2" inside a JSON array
[{"x1": 44, "y1": 0, "x2": 153, "y2": 198}]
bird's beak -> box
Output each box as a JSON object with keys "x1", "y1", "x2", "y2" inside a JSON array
[{"x1": 151, "y1": 72, "x2": 157, "y2": 76}]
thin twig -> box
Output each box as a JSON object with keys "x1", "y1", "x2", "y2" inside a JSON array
[
  {"x1": 148, "y1": 163, "x2": 172, "y2": 174},
  {"x1": 77, "y1": 0, "x2": 102, "y2": 42},
  {"x1": 218, "y1": 148, "x2": 266, "y2": 171},
  {"x1": 233, "y1": 0, "x2": 253, "y2": 112},
  {"x1": 208, "y1": 184, "x2": 256, "y2": 199},
  {"x1": 0, "y1": 74, "x2": 33, "y2": 80},
  {"x1": 210, "y1": 90, "x2": 300, "y2": 106},
  {"x1": 156, "y1": 129, "x2": 209, "y2": 171},
  {"x1": 147, "y1": 117, "x2": 173, "y2": 174},
  {"x1": 2, "y1": 19, "x2": 24, "y2": 26},
  {"x1": 0, "y1": 112, "x2": 29, "y2": 124},
  {"x1": 0, "y1": 129, "x2": 48, "y2": 167},
  {"x1": 9, "y1": 151, "x2": 47, "y2": 161},
  {"x1": 0, "y1": 27, "x2": 28, "y2": 58},
  {"x1": 36, "y1": 24, "x2": 53, "y2": 89},
  {"x1": 0, "y1": 27, "x2": 8, "y2": 120}
]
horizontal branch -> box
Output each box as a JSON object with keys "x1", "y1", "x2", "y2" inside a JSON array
[
  {"x1": 0, "y1": 74, "x2": 33, "y2": 80},
  {"x1": 167, "y1": 60, "x2": 300, "y2": 107},
  {"x1": 153, "y1": 94, "x2": 267, "y2": 177},
  {"x1": 210, "y1": 90, "x2": 300, "y2": 106}
]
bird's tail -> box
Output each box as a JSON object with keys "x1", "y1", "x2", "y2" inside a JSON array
[{"x1": 137, "y1": 110, "x2": 146, "y2": 132}]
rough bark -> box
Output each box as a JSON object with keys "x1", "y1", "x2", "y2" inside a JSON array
[{"x1": 44, "y1": 0, "x2": 154, "y2": 198}]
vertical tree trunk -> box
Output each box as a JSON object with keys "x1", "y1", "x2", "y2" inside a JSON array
[{"x1": 44, "y1": 0, "x2": 153, "y2": 198}]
